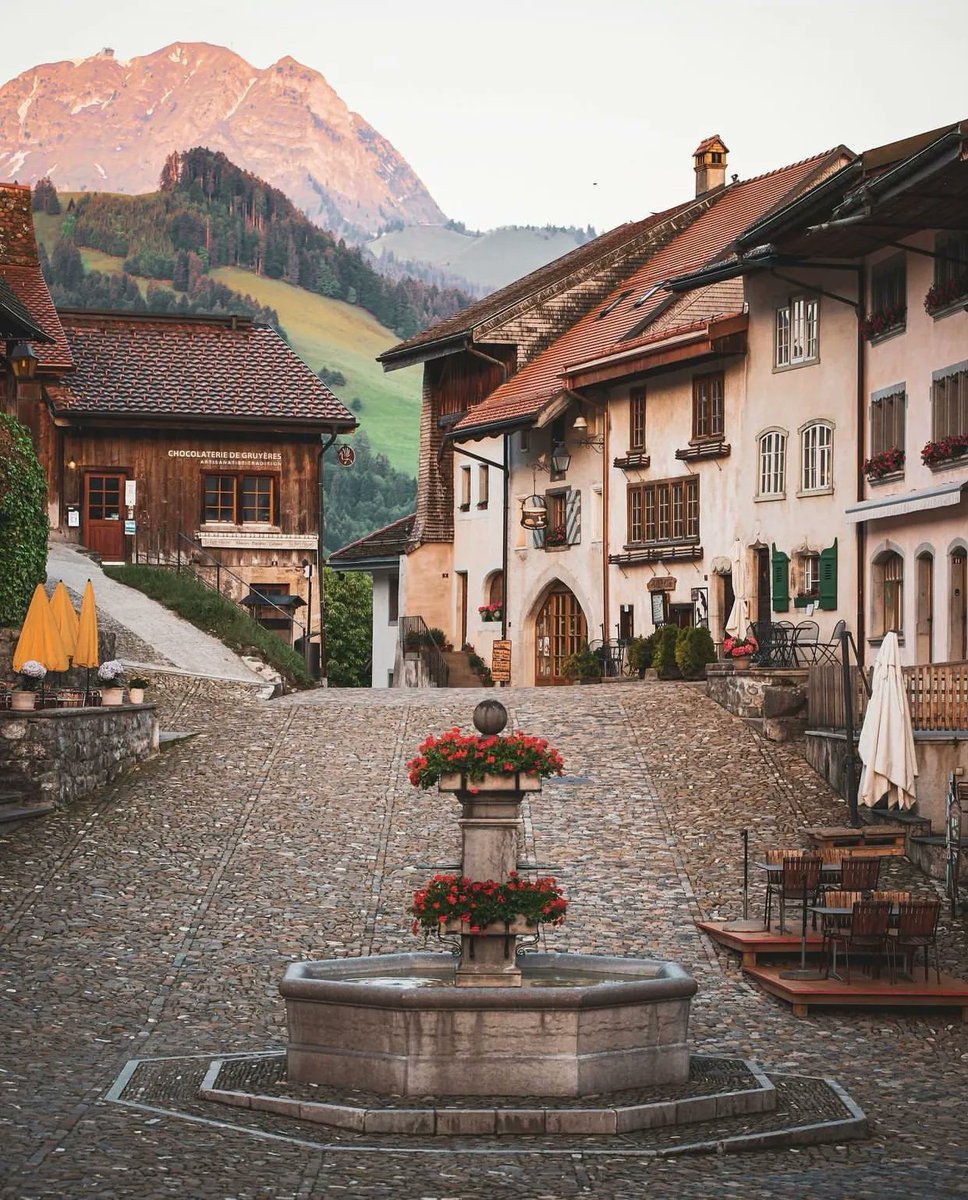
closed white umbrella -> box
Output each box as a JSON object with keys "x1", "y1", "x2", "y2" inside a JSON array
[
  {"x1": 858, "y1": 632, "x2": 918, "y2": 810},
  {"x1": 724, "y1": 539, "x2": 750, "y2": 638}
]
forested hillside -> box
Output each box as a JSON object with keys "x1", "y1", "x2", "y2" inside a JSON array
[{"x1": 52, "y1": 148, "x2": 470, "y2": 338}]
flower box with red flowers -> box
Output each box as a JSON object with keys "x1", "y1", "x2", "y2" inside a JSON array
[
  {"x1": 543, "y1": 525, "x2": 568, "y2": 548},
  {"x1": 722, "y1": 633, "x2": 758, "y2": 659},
  {"x1": 861, "y1": 304, "x2": 906, "y2": 341},
  {"x1": 407, "y1": 728, "x2": 564, "y2": 789},
  {"x1": 410, "y1": 872, "x2": 568, "y2": 935},
  {"x1": 478, "y1": 603, "x2": 503, "y2": 622},
  {"x1": 863, "y1": 447, "x2": 905, "y2": 480},
  {"x1": 922, "y1": 434, "x2": 968, "y2": 467},
  {"x1": 924, "y1": 273, "x2": 968, "y2": 316}
]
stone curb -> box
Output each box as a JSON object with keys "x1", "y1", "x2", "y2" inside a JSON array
[{"x1": 200, "y1": 1054, "x2": 777, "y2": 1137}]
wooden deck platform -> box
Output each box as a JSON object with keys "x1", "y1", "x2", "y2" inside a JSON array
[
  {"x1": 745, "y1": 963, "x2": 968, "y2": 1019},
  {"x1": 697, "y1": 920, "x2": 823, "y2": 967}
]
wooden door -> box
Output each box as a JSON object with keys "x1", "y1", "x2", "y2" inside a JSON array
[
  {"x1": 950, "y1": 551, "x2": 967, "y2": 661},
  {"x1": 83, "y1": 472, "x2": 125, "y2": 561},
  {"x1": 457, "y1": 571, "x2": 468, "y2": 649},
  {"x1": 916, "y1": 553, "x2": 934, "y2": 664},
  {"x1": 756, "y1": 548, "x2": 771, "y2": 625},
  {"x1": 535, "y1": 587, "x2": 587, "y2": 685}
]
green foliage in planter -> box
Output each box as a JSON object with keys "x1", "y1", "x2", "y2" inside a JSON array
[
  {"x1": 102, "y1": 565, "x2": 313, "y2": 687},
  {"x1": 674, "y1": 626, "x2": 716, "y2": 679},
  {"x1": 627, "y1": 634, "x2": 654, "y2": 676},
  {"x1": 651, "y1": 624, "x2": 682, "y2": 679},
  {"x1": 0, "y1": 415, "x2": 49, "y2": 627},
  {"x1": 563, "y1": 644, "x2": 602, "y2": 680}
]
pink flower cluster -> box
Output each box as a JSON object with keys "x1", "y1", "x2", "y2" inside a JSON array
[{"x1": 723, "y1": 633, "x2": 758, "y2": 659}]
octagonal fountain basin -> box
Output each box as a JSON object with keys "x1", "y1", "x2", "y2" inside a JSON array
[{"x1": 281, "y1": 951, "x2": 697, "y2": 1098}]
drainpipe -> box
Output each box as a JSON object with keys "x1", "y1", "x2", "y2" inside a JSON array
[
  {"x1": 855, "y1": 265, "x2": 867, "y2": 667},
  {"x1": 602, "y1": 403, "x2": 610, "y2": 643}
]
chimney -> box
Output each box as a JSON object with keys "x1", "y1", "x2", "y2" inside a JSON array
[{"x1": 693, "y1": 136, "x2": 729, "y2": 197}]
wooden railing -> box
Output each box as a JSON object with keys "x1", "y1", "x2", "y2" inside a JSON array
[{"x1": 808, "y1": 659, "x2": 968, "y2": 732}]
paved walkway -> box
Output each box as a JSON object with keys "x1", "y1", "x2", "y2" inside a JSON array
[
  {"x1": 46, "y1": 541, "x2": 266, "y2": 685},
  {"x1": 2, "y1": 681, "x2": 967, "y2": 1198}
]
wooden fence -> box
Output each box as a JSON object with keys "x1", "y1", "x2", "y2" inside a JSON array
[{"x1": 808, "y1": 659, "x2": 968, "y2": 732}]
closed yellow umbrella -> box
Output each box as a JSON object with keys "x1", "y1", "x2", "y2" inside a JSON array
[
  {"x1": 13, "y1": 584, "x2": 70, "y2": 673},
  {"x1": 49, "y1": 581, "x2": 80, "y2": 662},
  {"x1": 74, "y1": 580, "x2": 100, "y2": 669}
]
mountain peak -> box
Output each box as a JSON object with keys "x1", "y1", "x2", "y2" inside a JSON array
[{"x1": 0, "y1": 42, "x2": 444, "y2": 236}]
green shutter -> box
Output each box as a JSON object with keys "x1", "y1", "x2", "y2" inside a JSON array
[
  {"x1": 819, "y1": 538, "x2": 838, "y2": 611},
  {"x1": 771, "y1": 544, "x2": 790, "y2": 612}
]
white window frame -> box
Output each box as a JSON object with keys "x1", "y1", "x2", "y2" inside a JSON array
[
  {"x1": 459, "y1": 465, "x2": 471, "y2": 511},
  {"x1": 799, "y1": 420, "x2": 833, "y2": 493},
  {"x1": 757, "y1": 428, "x2": 787, "y2": 499},
  {"x1": 775, "y1": 295, "x2": 819, "y2": 368},
  {"x1": 800, "y1": 554, "x2": 821, "y2": 598}
]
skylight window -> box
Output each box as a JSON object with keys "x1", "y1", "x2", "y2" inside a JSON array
[{"x1": 599, "y1": 289, "x2": 633, "y2": 319}]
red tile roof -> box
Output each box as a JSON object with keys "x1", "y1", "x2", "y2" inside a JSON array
[
  {"x1": 48, "y1": 310, "x2": 356, "y2": 427},
  {"x1": 454, "y1": 149, "x2": 848, "y2": 436},
  {"x1": 329, "y1": 513, "x2": 415, "y2": 565},
  {"x1": 379, "y1": 200, "x2": 697, "y2": 366},
  {"x1": 694, "y1": 135, "x2": 729, "y2": 155},
  {"x1": 0, "y1": 184, "x2": 72, "y2": 369}
]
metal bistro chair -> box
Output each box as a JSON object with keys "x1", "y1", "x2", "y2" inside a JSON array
[
  {"x1": 814, "y1": 619, "x2": 846, "y2": 664},
  {"x1": 778, "y1": 856, "x2": 822, "y2": 935},
  {"x1": 893, "y1": 898, "x2": 942, "y2": 984},
  {"x1": 826, "y1": 899, "x2": 894, "y2": 983},
  {"x1": 793, "y1": 620, "x2": 821, "y2": 664}
]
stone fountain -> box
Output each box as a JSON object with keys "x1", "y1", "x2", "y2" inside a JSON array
[{"x1": 280, "y1": 702, "x2": 697, "y2": 1098}]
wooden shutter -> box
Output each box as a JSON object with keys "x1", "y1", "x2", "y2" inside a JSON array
[
  {"x1": 566, "y1": 489, "x2": 581, "y2": 545},
  {"x1": 771, "y1": 544, "x2": 790, "y2": 612},
  {"x1": 532, "y1": 525, "x2": 545, "y2": 549},
  {"x1": 819, "y1": 539, "x2": 838, "y2": 611}
]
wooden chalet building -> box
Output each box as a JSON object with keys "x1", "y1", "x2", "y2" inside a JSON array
[{"x1": 0, "y1": 182, "x2": 355, "y2": 646}]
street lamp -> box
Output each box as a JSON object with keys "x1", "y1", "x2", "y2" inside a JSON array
[{"x1": 549, "y1": 442, "x2": 572, "y2": 474}]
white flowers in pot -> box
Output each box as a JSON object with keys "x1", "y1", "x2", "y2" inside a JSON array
[{"x1": 97, "y1": 660, "x2": 126, "y2": 705}]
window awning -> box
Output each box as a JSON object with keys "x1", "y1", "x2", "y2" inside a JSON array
[
  {"x1": 240, "y1": 592, "x2": 306, "y2": 608},
  {"x1": 845, "y1": 479, "x2": 965, "y2": 523}
]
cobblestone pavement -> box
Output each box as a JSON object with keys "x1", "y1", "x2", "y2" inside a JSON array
[{"x1": 2, "y1": 680, "x2": 968, "y2": 1199}]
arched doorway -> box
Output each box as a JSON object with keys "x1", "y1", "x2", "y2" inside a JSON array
[
  {"x1": 915, "y1": 552, "x2": 934, "y2": 664},
  {"x1": 535, "y1": 585, "x2": 587, "y2": 685},
  {"x1": 950, "y1": 548, "x2": 967, "y2": 661}
]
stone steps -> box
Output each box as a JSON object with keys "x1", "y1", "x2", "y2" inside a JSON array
[{"x1": 0, "y1": 789, "x2": 54, "y2": 824}]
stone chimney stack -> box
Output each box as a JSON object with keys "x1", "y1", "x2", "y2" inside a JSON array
[{"x1": 693, "y1": 136, "x2": 729, "y2": 197}]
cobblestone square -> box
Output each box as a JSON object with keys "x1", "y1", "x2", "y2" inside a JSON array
[{"x1": 2, "y1": 680, "x2": 967, "y2": 1198}]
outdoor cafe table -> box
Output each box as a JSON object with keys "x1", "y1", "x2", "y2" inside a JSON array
[{"x1": 755, "y1": 862, "x2": 842, "y2": 878}]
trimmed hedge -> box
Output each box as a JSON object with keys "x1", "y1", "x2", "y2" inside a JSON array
[
  {"x1": 0, "y1": 415, "x2": 49, "y2": 627},
  {"x1": 674, "y1": 626, "x2": 716, "y2": 679}
]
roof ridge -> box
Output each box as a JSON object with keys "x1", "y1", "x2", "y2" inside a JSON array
[
  {"x1": 330, "y1": 512, "x2": 415, "y2": 556},
  {"x1": 728, "y1": 147, "x2": 841, "y2": 190}
]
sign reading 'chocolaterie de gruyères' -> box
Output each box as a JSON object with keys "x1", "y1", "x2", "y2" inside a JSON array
[{"x1": 167, "y1": 449, "x2": 283, "y2": 464}]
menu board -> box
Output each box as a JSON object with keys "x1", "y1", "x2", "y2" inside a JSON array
[{"x1": 491, "y1": 640, "x2": 512, "y2": 683}]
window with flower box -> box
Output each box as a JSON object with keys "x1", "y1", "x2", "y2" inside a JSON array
[
  {"x1": 864, "y1": 255, "x2": 906, "y2": 339},
  {"x1": 930, "y1": 364, "x2": 968, "y2": 444},
  {"x1": 800, "y1": 421, "x2": 833, "y2": 492},
  {"x1": 757, "y1": 429, "x2": 787, "y2": 497},
  {"x1": 870, "y1": 388, "x2": 906, "y2": 463},
  {"x1": 627, "y1": 477, "x2": 699, "y2": 544},
  {"x1": 926, "y1": 232, "x2": 968, "y2": 315},
  {"x1": 202, "y1": 473, "x2": 278, "y2": 525},
  {"x1": 775, "y1": 296, "x2": 819, "y2": 368},
  {"x1": 692, "y1": 372, "x2": 724, "y2": 440}
]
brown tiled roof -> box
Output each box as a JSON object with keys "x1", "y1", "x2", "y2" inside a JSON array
[
  {"x1": 0, "y1": 184, "x2": 72, "y2": 369},
  {"x1": 329, "y1": 513, "x2": 415, "y2": 565},
  {"x1": 379, "y1": 201, "x2": 696, "y2": 365},
  {"x1": 453, "y1": 149, "x2": 847, "y2": 436},
  {"x1": 49, "y1": 310, "x2": 356, "y2": 426},
  {"x1": 694, "y1": 135, "x2": 729, "y2": 155},
  {"x1": 0, "y1": 276, "x2": 52, "y2": 342}
]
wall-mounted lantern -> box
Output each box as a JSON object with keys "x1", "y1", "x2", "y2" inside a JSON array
[{"x1": 9, "y1": 342, "x2": 38, "y2": 379}]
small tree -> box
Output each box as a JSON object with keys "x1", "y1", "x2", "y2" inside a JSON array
[
  {"x1": 32, "y1": 177, "x2": 61, "y2": 215},
  {"x1": 674, "y1": 627, "x2": 716, "y2": 679},
  {"x1": 323, "y1": 568, "x2": 372, "y2": 687},
  {"x1": 0, "y1": 415, "x2": 49, "y2": 626},
  {"x1": 652, "y1": 624, "x2": 682, "y2": 679}
]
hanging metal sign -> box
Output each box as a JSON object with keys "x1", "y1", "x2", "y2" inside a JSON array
[{"x1": 336, "y1": 445, "x2": 356, "y2": 467}]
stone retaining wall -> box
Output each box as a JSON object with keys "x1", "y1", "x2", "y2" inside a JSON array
[
  {"x1": 0, "y1": 705, "x2": 159, "y2": 811},
  {"x1": 705, "y1": 665, "x2": 808, "y2": 742}
]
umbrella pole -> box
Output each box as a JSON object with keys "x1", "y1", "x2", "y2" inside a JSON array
[{"x1": 723, "y1": 828, "x2": 766, "y2": 931}]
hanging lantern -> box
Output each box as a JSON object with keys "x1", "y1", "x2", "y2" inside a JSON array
[{"x1": 520, "y1": 493, "x2": 548, "y2": 530}]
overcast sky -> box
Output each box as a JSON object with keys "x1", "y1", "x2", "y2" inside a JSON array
[{"x1": 2, "y1": 0, "x2": 966, "y2": 232}]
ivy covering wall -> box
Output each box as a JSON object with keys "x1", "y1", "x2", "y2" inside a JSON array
[{"x1": 0, "y1": 414, "x2": 49, "y2": 626}]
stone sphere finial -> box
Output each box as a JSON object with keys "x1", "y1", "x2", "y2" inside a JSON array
[{"x1": 473, "y1": 699, "x2": 508, "y2": 736}]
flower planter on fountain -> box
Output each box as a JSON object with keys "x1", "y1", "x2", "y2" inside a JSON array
[{"x1": 280, "y1": 701, "x2": 697, "y2": 1097}]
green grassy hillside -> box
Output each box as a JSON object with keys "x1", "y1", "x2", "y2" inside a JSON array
[{"x1": 34, "y1": 213, "x2": 421, "y2": 474}]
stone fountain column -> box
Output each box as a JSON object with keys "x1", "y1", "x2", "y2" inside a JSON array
[{"x1": 437, "y1": 700, "x2": 541, "y2": 988}]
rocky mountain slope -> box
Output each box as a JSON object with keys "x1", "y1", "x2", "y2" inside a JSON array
[{"x1": 0, "y1": 43, "x2": 444, "y2": 237}]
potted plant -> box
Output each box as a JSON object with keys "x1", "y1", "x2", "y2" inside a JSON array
[
  {"x1": 12, "y1": 660, "x2": 46, "y2": 711},
  {"x1": 410, "y1": 871, "x2": 567, "y2": 937},
  {"x1": 861, "y1": 303, "x2": 906, "y2": 340},
  {"x1": 674, "y1": 627, "x2": 716, "y2": 679},
  {"x1": 407, "y1": 728, "x2": 564, "y2": 791},
  {"x1": 922, "y1": 434, "x2": 968, "y2": 467},
  {"x1": 543, "y1": 524, "x2": 568, "y2": 548},
  {"x1": 723, "y1": 632, "x2": 758, "y2": 671},
  {"x1": 563, "y1": 644, "x2": 603, "y2": 684},
  {"x1": 128, "y1": 676, "x2": 150, "y2": 704},
  {"x1": 627, "y1": 635, "x2": 654, "y2": 679},
  {"x1": 97, "y1": 660, "x2": 126, "y2": 705},
  {"x1": 924, "y1": 272, "x2": 968, "y2": 316},
  {"x1": 652, "y1": 624, "x2": 682, "y2": 679}
]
